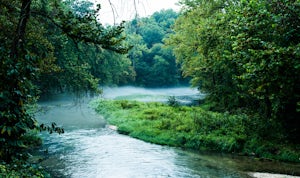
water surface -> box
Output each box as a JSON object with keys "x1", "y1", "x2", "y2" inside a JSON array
[{"x1": 36, "y1": 87, "x2": 300, "y2": 178}]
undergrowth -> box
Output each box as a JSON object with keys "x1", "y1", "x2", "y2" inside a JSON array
[{"x1": 0, "y1": 131, "x2": 49, "y2": 177}]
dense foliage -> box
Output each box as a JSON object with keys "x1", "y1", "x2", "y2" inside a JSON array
[
  {"x1": 124, "y1": 9, "x2": 187, "y2": 87},
  {"x1": 167, "y1": 0, "x2": 300, "y2": 142},
  {"x1": 34, "y1": 0, "x2": 134, "y2": 93}
]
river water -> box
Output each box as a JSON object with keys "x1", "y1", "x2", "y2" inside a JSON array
[{"x1": 36, "y1": 87, "x2": 300, "y2": 178}]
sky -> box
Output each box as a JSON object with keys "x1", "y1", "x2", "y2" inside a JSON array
[{"x1": 92, "y1": 0, "x2": 180, "y2": 25}]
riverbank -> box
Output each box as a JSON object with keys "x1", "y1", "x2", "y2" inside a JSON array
[{"x1": 92, "y1": 99, "x2": 300, "y2": 174}]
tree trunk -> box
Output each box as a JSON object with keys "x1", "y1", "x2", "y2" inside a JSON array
[{"x1": 10, "y1": 0, "x2": 32, "y2": 59}]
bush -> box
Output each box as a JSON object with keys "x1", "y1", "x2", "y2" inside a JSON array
[
  {"x1": 167, "y1": 96, "x2": 179, "y2": 107},
  {"x1": 0, "y1": 160, "x2": 49, "y2": 178}
]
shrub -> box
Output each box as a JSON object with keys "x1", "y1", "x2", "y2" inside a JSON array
[{"x1": 167, "y1": 96, "x2": 179, "y2": 107}]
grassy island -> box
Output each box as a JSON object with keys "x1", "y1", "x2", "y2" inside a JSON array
[{"x1": 93, "y1": 99, "x2": 300, "y2": 163}]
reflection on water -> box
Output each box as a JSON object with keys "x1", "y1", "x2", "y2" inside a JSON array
[{"x1": 36, "y1": 87, "x2": 300, "y2": 178}]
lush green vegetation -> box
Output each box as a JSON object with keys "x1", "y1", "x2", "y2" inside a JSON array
[
  {"x1": 93, "y1": 99, "x2": 300, "y2": 163},
  {"x1": 1, "y1": 0, "x2": 299, "y2": 176},
  {"x1": 0, "y1": 132, "x2": 49, "y2": 177},
  {"x1": 124, "y1": 9, "x2": 187, "y2": 87}
]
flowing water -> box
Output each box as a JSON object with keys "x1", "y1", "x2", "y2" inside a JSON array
[{"x1": 36, "y1": 87, "x2": 300, "y2": 178}]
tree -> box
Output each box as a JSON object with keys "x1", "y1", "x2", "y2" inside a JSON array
[
  {"x1": 229, "y1": 0, "x2": 300, "y2": 141},
  {"x1": 168, "y1": 0, "x2": 300, "y2": 141},
  {"x1": 168, "y1": 0, "x2": 240, "y2": 110}
]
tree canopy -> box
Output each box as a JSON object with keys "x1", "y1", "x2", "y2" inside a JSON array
[{"x1": 124, "y1": 9, "x2": 186, "y2": 87}]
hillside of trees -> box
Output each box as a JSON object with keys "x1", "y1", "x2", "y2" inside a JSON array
[{"x1": 124, "y1": 9, "x2": 186, "y2": 87}]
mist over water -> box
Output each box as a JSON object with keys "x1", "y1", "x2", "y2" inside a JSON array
[
  {"x1": 101, "y1": 86, "x2": 199, "y2": 98},
  {"x1": 37, "y1": 93, "x2": 106, "y2": 130},
  {"x1": 101, "y1": 86, "x2": 204, "y2": 104}
]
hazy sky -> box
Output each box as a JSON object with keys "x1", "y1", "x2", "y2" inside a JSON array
[{"x1": 93, "y1": 0, "x2": 180, "y2": 25}]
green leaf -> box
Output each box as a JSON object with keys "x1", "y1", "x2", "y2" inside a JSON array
[
  {"x1": 1, "y1": 126, "x2": 6, "y2": 135},
  {"x1": 7, "y1": 127, "x2": 12, "y2": 136}
]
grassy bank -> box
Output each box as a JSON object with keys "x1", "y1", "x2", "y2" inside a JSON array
[{"x1": 92, "y1": 99, "x2": 300, "y2": 163}]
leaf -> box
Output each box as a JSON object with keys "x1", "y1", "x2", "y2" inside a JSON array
[
  {"x1": 14, "y1": 90, "x2": 22, "y2": 96},
  {"x1": 7, "y1": 127, "x2": 11, "y2": 136},
  {"x1": 1, "y1": 126, "x2": 6, "y2": 135}
]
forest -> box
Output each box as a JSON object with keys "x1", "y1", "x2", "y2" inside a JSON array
[{"x1": 0, "y1": 0, "x2": 299, "y2": 176}]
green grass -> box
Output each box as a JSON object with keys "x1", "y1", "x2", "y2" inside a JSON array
[{"x1": 92, "y1": 99, "x2": 300, "y2": 163}]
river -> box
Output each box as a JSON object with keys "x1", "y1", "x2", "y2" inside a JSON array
[{"x1": 36, "y1": 87, "x2": 300, "y2": 178}]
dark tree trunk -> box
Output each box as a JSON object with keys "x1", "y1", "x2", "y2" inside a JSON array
[{"x1": 10, "y1": 0, "x2": 32, "y2": 59}]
